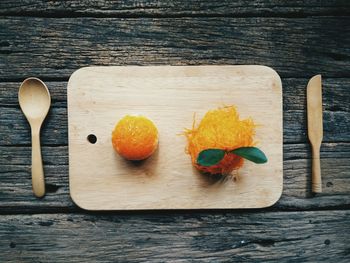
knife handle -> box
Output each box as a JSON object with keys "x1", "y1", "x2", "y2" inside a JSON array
[{"x1": 312, "y1": 146, "x2": 322, "y2": 193}]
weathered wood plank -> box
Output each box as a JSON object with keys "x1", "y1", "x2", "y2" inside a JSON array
[
  {"x1": 0, "y1": 143, "x2": 349, "y2": 212},
  {"x1": 0, "y1": 164, "x2": 74, "y2": 212},
  {"x1": 0, "y1": 211, "x2": 349, "y2": 262},
  {"x1": 0, "y1": 81, "x2": 66, "y2": 107},
  {"x1": 1, "y1": 107, "x2": 68, "y2": 146},
  {"x1": 0, "y1": 17, "x2": 349, "y2": 79},
  {"x1": 2, "y1": 78, "x2": 349, "y2": 110},
  {"x1": 0, "y1": 146, "x2": 68, "y2": 166},
  {"x1": 1, "y1": 78, "x2": 349, "y2": 146},
  {"x1": 2, "y1": 143, "x2": 349, "y2": 166},
  {"x1": 1, "y1": 106, "x2": 348, "y2": 145},
  {"x1": 1, "y1": 0, "x2": 349, "y2": 16}
]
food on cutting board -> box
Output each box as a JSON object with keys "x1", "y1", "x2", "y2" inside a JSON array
[
  {"x1": 184, "y1": 105, "x2": 267, "y2": 175},
  {"x1": 112, "y1": 115, "x2": 159, "y2": 160}
]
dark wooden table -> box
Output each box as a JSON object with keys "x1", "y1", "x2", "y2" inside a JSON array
[{"x1": 1, "y1": 1, "x2": 350, "y2": 262}]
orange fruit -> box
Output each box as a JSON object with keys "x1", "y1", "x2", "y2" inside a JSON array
[
  {"x1": 184, "y1": 106, "x2": 256, "y2": 175},
  {"x1": 112, "y1": 115, "x2": 159, "y2": 160}
]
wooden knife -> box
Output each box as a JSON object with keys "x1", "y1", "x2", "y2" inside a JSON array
[{"x1": 307, "y1": 75, "x2": 323, "y2": 193}]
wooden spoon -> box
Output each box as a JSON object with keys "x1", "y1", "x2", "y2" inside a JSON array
[{"x1": 18, "y1": 78, "x2": 51, "y2": 198}]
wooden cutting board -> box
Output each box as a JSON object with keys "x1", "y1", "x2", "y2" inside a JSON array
[{"x1": 68, "y1": 65, "x2": 283, "y2": 210}]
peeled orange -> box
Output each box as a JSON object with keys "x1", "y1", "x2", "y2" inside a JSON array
[{"x1": 112, "y1": 115, "x2": 159, "y2": 160}]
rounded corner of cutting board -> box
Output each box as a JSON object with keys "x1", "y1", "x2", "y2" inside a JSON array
[
  {"x1": 258, "y1": 65, "x2": 282, "y2": 89},
  {"x1": 67, "y1": 67, "x2": 100, "y2": 89},
  {"x1": 69, "y1": 176, "x2": 96, "y2": 211},
  {"x1": 69, "y1": 67, "x2": 91, "y2": 80},
  {"x1": 254, "y1": 65, "x2": 281, "y2": 76},
  {"x1": 69, "y1": 189, "x2": 96, "y2": 211},
  {"x1": 260, "y1": 184, "x2": 283, "y2": 209}
]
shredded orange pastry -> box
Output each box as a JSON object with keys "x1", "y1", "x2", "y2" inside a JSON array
[
  {"x1": 184, "y1": 106, "x2": 256, "y2": 175},
  {"x1": 112, "y1": 115, "x2": 159, "y2": 160}
]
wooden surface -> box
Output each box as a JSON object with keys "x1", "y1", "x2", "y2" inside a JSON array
[
  {"x1": 1, "y1": 16, "x2": 350, "y2": 79},
  {"x1": 1, "y1": 211, "x2": 349, "y2": 262},
  {"x1": 0, "y1": 1, "x2": 349, "y2": 262},
  {"x1": 68, "y1": 66, "x2": 282, "y2": 210}
]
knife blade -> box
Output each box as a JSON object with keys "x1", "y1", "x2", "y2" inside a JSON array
[{"x1": 307, "y1": 75, "x2": 323, "y2": 193}]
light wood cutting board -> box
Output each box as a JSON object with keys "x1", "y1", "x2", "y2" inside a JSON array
[{"x1": 68, "y1": 65, "x2": 283, "y2": 210}]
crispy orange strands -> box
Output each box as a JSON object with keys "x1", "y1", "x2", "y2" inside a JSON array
[
  {"x1": 184, "y1": 106, "x2": 256, "y2": 175},
  {"x1": 112, "y1": 115, "x2": 159, "y2": 161}
]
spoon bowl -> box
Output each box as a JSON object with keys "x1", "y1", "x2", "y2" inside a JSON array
[
  {"x1": 19, "y1": 78, "x2": 51, "y2": 120},
  {"x1": 18, "y1": 77, "x2": 51, "y2": 197}
]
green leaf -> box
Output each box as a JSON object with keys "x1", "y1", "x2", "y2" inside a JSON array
[
  {"x1": 230, "y1": 147, "x2": 268, "y2": 164},
  {"x1": 197, "y1": 149, "x2": 226, "y2": 167}
]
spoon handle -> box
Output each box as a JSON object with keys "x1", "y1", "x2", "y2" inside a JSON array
[{"x1": 31, "y1": 128, "x2": 45, "y2": 197}]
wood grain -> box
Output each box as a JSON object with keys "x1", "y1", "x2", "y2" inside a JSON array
[
  {"x1": 1, "y1": 107, "x2": 68, "y2": 146},
  {"x1": 1, "y1": 78, "x2": 347, "y2": 110},
  {"x1": 1, "y1": 78, "x2": 349, "y2": 146},
  {"x1": 0, "y1": 1, "x2": 349, "y2": 261},
  {"x1": 0, "y1": 17, "x2": 349, "y2": 79},
  {"x1": 67, "y1": 66, "x2": 282, "y2": 210},
  {"x1": 2, "y1": 78, "x2": 349, "y2": 212},
  {"x1": 1, "y1": 144, "x2": 349, "y2": 212},
  {"x1": 1, "y1": 78, "x2": 348, "y2": 211},
  {"x1": 1, "y1": 0, "x2": 349, "y2": 16},
  {"x1": 0, "y1": 211, "x2": 349, "y2": 262}
]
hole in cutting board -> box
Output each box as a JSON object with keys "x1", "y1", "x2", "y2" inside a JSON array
[{"x1": 87, "y1": 134, "x2": 97, "y2": 144}]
